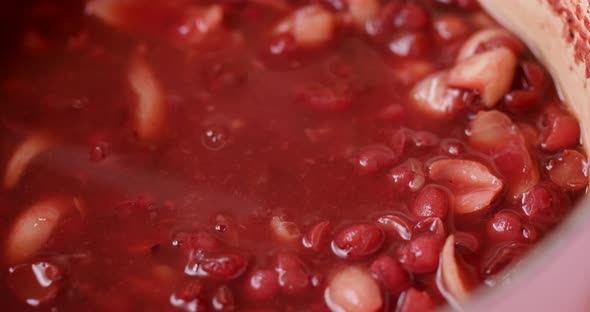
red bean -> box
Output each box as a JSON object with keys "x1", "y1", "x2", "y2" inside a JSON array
[
  {"x1": 547, "y1": 149, "x2": 588, "y2": 191},
  {"x1": 369, "y1": 256, "x2": 410, "y2": 295},
  {"x1": 346, "y1": 0, "x2": 379, "y2": 27},
  {"x1": 521, "y1": 184, "x2": 558, "y2": 224},
  {"x1": 434, "y1": 15, "x2": 469, "y2": 42},
  {"x1": 394, "y1": 3, "x2": 431, "y2": 32},
  {"x1": 541, "y1": 108, "x2": 581, "y2": 153},
  {"x1": 389, "y1": 159, "x2": 426, "y2": 193},
  {"x1": 486, "y1": 211, "x2": 524, "y2": 243},
  {"x1": 171, "y1": 280, "x2": 208, "y2": 311},
  {"x1": 396, "y1": 288, "x2": 435, "y2": 312},
  {"x1": 332, "y1": 223, "x2": 384, "y2": 260},
  {"x1": 397, "y1": 235, "x2": 443, "y2": 274},
  {"x1": 389, "y1": 32, "x2": 431, "y2": 58},
  {"x1": 413, "y1": 217, "x2": 446, "y2": 239},
  {"x1": 274, "y1": 252, "x2": 310, "y2": 295},
  {"x1": 302, "y1": 221, "x2": 333, "y2": 252},
  {"x1": 185, "y1": 253, "x2": 248, "y2": 281},
  {"x1": 244, "y1": 269, "x2": 280, "y2": 302},
  {"x1": 517, "y1": 62, "x2": 546, "y2": 91},
  {"x1": 407, "y1": 130, "x2": 440, "y2": 148},
  {"x1": 7, "y1": 262, "x2": 63, "y2": 307},
  {"x1": 410, "y1": 185, "x2": 449, "y2": 220},
  {"x1": 376, "y1": 213, "x2": 412, "y2": 241},
  {"x1": 212, "y1": 285, "x2": 235, "y2": 311},
  {"x1": 355, "y1": 145, "x2": 399, "y2": 175},
  {"x1": 440, "y1": 139, "x2": 464, "y2": 156},
  {"x1": 503, "y1": 90, "x2": 539, "y2": 113},
  {"x1": 173, "y1": 231, "x2": 220, "y2": 255}
]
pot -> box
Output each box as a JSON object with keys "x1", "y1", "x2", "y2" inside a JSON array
[{"x1": 454, "y1": 1, "x2": 590, "y2": 311}]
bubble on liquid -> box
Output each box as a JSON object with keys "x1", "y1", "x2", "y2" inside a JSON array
[
  {"x1": 201, "y1": 125, "x2": 230, "y2": 151},
  {"x1": 89, "y1": 143, "x2": 108, "y2": 162}
]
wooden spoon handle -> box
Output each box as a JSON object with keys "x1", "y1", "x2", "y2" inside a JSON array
[{"x1": 480, "y1": 0, "x2": 590, "y2": 154}]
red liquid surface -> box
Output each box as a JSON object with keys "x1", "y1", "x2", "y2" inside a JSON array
[{"x1": 0, "y1": 1, "x2": 587, "y2": 311}]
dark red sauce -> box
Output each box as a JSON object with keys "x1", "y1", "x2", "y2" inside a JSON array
[{"x1": 0, "y1": 1, "x2": 587, "y2": 311}]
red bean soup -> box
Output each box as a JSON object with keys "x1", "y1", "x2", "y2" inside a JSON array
[{"x1": 0, "y1": 0, "x2": 587, "y2": 311}]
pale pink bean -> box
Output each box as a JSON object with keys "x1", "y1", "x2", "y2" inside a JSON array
[
  {"x1": 439, "y1": 235, "x2": 470, "y2": 303},
  {"x1": 4, "y1": 134, "x2": 52, "y2": 189},
  {"x1": 410, "y1": 71, "x2": 463, "y2": 120},
  {"x1": 469, "y1": 110, "x2": 539, "y2": 199},
  {"x1": 324, "y1": 267, "x2": 383, "y2": 312},
  {"x1": 271, "y1": 216, "x2": 302, "y2": 243},
  {"x1": 429, "y1": 159, "x2": 503, "y2": 214},
  {"x1": 128, "y1": 51, "x2": 166, "y2": 142},
  {"x1": 468, "y1": 110, "x2": 518, "y2": 151},
  {"x1": 448, "y1": 47, "x2": 517, "y2": 108},
  {"x1": 276, "y1": 5, "x2": 335, "y2": 47},
  {"x1": 178, "y1": 6, "x2": 224, "y2": 44},
  {"x1": 457, "y1": 28, "x2": 523, "y2": 61},
  {"x1": 434, "y1": 15, "x2": 470, "y2": 42},
  {"x1": 346, "y1": 0, "x2": 379, "y2": 27},
  {"x1": 547, "y1": 150, "x2": 588, "y2": 191},
  {"x1": 6, "y1": 198, "x2": 76, "y2": 264},
  {"x1": 85, "y1": 0, "x2": 126, "y2": 29}
]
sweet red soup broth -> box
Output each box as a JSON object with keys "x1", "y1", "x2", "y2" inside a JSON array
[{"x1": 0, "y1": 0, "x2": 587, "y2": 311}]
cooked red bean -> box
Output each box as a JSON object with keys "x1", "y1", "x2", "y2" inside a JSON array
[
  {"x1": 354, "y1": 144, "x2": 399, "y2": 175},
  {"x1": 376, "y1": 213, "x2": 413, "y2": 241},
  {"x1": 370, "y1": 255, "x2": 410, "y2": 295},
  {"x1": 547, "y1": 149, "x2": 588, "y2": 191},
  {"x1": 397, "y1": 235, "x2": 443, "y2": 274},
  {"x1": 541, "y1": 108, "x2": 582, "y2": 152},
  {"x1": 332, "y1": 223, "x2": 384, "y2": 260},
  {"x1": 243, "y1": 269, "x2": 280, "y2": 302},
  {"x1": 389, "y1": 158, "x2": 426, "y2": 193},
  {"x1": 7, "y1": 262, "x2": 63, "y2": 307},
  {"x1": 302, "y1": 221, "x2": 333, "y2": 252},
  {"x1": 274, "y1": 252, "x2": 311, "y2": 295},
  {"x1": 413, "y1": 217, "x2": 447, "y2": 239},
  {"x1": 486, "y1": 211, "x2": 525, "y2": 243},
  {"x1": 410, "y1": 185, "x2": 449, "y2": 220},
  {"x1": 397, "y1": 288, "x2": 435, "y2": 312},
  {"x1": 434, "y1": 15, "x2": 470, "y2": 42}
]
